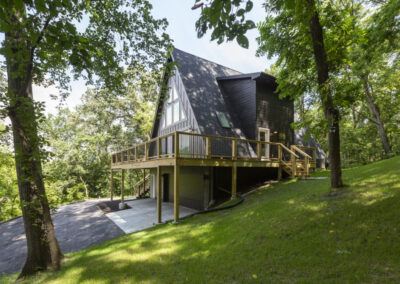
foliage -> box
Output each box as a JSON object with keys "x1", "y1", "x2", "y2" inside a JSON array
[
  {"x1": 4, "y1": 156, "x2": 400, "y2": 282},
  {"x1": 42, "y1": 71, "x2": 158, "y2": 203},
  {"x1": 0, "y1": 145, "x2": 20, "y2": 222}
]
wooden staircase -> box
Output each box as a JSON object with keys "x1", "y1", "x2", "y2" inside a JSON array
[
  {"x1": 281, "y1": 160, "x2": 309, "y2": 178},
  {"x1": 280, "y1": 145, "x2": 313, "y2": 178},
  {"x1": 133, "y1": 174, "x2": 150, "y2": 198}
]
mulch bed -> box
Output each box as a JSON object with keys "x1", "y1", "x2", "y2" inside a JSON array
[{"x1": 97, "y1": 200, "x2": 131, "y2": 213}]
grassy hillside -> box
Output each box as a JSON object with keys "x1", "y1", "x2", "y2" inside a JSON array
[{"x1": 5, "y1": 156, "x2": 400, "y2": 283}]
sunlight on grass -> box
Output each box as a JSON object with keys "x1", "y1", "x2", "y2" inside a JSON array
[{"x1": 4, "y1": 156, "x2": 400, "y2": 283}]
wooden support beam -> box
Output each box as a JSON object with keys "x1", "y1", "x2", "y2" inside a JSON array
[
  {"x1": 305, "y1": 157, "x2": 310, "y2": 177},
  {"x1": 174, "y1": 163, "x2": 180, "y2": 222},
  {"x1": 206, "y1": 136, "x2": 211, "y2": 159},
  {"x1": 174, "y1": 132, "x2": 180, "y2": 158},
  {"x1": 157, "y1": 137, "x2": 161, "y2": 158},
  {"x1": 110, "y1": 170, "x2": 114, "y2": 201},
  {"x1": 157, "y1": 166, "x2": 162, "y2": 223},
  {"x1": 231, "y1": 163, "x2": 237, "y2": 199},
  {"x1": 142, "y1": 169, "x2": 146, "y2": 196},
  {"x1": 145, "y1": 143, "x2": 148, "y2": 161},
  {"x1": 232, "y1": 139, "x2": 237, "y2": 160},
  {"x1": 121, "y1": 169, "x2": 125, "y2": 204},
  {"x1": 290, "y1": 146, "x2": 296, "y2": 178},
  {"x1": 278, "y1": 165, "x2": 282, "y2": 181},
  {"x1": 135, "y1": 146, "x2": 138, "y2": 161},
  {"x1": 257, "y1": 141, "x2": 261, "y2": 160}
]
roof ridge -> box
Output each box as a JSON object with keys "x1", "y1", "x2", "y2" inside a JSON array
[{"x1": 172, "y1": 47, "x2": 243, "y2": 75}]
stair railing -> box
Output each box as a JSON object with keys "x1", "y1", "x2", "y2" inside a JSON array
[{"x1": 291, "y1": 146, "x2": 312, "y2": 177}]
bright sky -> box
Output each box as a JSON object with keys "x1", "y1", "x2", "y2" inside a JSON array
[{"x1": 32, "y1": 0, "x2": 272, "y2": 115}]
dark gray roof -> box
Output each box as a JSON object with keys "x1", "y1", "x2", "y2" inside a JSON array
[{"x1": 171, "y1": 48, "x2": 248, "y2": 138}]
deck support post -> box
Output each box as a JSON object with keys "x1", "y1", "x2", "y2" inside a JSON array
[
  {"x1": 121, "y1": 169, "x2": 125, "y2": 205},
  {"x1": 142, "y1": 169, "x2": 146, "y2": 197},
  {"x1": 173, "y1": 163, "x2": 180, "y2": 223},
  {"x1": 231, "y1": 162, "x2": 237, "y2": 199},
  {"x1": 290, "y1": 147, "x2": 296, "y2": 178},
  {"x1": 278, "y1": 145, "x2": 282, "y2": 181},
  {"x1": 157, "y1": 166, "x2": 162, "y2": 224},
  {"x1": 110, "y1": 170, "x2": 114, "y2": 201},
  {"x1": 278, "y1": 166, "x2": 282, "y2": 181},
  {"x1": 305, "y1": 157, "x2": 310, "y2": 177}
]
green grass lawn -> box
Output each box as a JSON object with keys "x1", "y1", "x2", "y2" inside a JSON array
[{"x1": 3, "y1": 156, "x2": 400, "y2": 283}]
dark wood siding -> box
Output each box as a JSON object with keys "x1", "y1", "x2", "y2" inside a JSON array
[
  {"x1": 255, "y1": 80, "x2": 294, "y2": 147},
  {"x1": 219, "y1": 78, "x2": 256, "y2": 140}
]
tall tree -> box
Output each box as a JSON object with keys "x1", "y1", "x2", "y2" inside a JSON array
[
  {"x1": 350, "y1": 0, "x2": 400, "y2": 155},
  {"x1": 0, "y1": 0, "x2": 171, "y2": 279},
  {"x1": 193, "y1": 0, "x2": 356, "y2": 189}
]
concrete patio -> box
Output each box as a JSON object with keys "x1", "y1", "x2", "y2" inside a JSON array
[{"x1": 105, "y1": 198, "x2": 197, "y2": 234}]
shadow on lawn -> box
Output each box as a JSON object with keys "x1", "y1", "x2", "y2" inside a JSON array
[{"x1": 35, "y1": 159, "x2": 400, "y2": 283}]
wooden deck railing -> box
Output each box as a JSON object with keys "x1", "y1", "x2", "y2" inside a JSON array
[{"x1": 111, "y1": 131, "x2": 317, "y2": 176}]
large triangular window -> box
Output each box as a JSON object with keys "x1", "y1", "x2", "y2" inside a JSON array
[{"x1": 162, "y1": 85, "x2": 186, "y2": 128}]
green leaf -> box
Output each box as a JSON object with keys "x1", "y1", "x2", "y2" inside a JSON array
[
  {"x1": 236, "y1": 34, "x2": 249, "y2": 48},
  {"x1": 245, "y1": 1, "x2": 253, "y2": 12},
  {"x1": 237, "y1": 9, "x2": 245, "y2": 17}
]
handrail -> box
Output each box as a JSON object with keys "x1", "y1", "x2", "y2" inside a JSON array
[
  {"x1": 279, "y1": 143, "x2": 299, "y2": 159},
  {"x1": 110, "y1": 131, "x2": 317, "y2": 172},
  {"x1": 291, "y1": 145, "x2": 312, "y2": 159}
]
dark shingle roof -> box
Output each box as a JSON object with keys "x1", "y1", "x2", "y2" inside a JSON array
[{"x1": 171, "y1": 48, "x2": 248, "y2": 138}]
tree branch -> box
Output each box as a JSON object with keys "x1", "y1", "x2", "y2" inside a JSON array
[{"x1": 30, "y1": 17, "x2": 52, "y2": 60}]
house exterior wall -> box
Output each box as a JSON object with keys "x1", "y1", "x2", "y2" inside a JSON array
[
  {"x1": 219, "y1": 78, "x2": 257, "y2": 140},
  {"x1": 255, "y1": 80, "x2": 294, "y2": 147},
  {"x1": 149, "y1": 166, "x2": 211, "y2": 211}
]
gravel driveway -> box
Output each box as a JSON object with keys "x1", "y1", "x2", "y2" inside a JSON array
[{"x1": 0, "y1": 199, "x2": 124, "y2": 275}]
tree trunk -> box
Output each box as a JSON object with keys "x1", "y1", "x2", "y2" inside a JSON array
[
  {"x1": 79, "y1": 175, "x2": 89, "y2": 199},
  {"x1": 307, "y1": 0, "x2": 343, "y2": 190},
  {"x1": 5, "y1": 24, "x2": 63, "y2": 280},
  {"x1": 362, "y1": 76, "x2": 392, "y2": 154}
]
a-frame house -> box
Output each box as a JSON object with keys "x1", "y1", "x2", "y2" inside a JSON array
[{"x1": 111, "y1": 48, "x2": 321, "y2": 223}]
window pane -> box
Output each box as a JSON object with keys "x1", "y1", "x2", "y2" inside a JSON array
[
  {"x1": 179, "y1": 134, "x2": 190, "y2": 155},
  {"x1": 181, "y1": 105, "x2": 186, "y2": 120},
  {"x1": 168, "y1": 87, "x2": 173, "y2": 102},
  {"x1": 166, "y1": 106, "x2": 172, "y2": 126},
  {"x1": 173, "y1": 102, "x2": 180, "y2": 123},
  {"x1": 172, "y1": 85, "x2": 178, "y2": 100},
  {"x1": 216, "y1": 111, "x2": 230, "y2": 128}
]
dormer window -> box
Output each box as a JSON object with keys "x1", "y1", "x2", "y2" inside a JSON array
[
  {"x1": 216, "y1": 111, "x2": 230, "y2": 128},
  {"x1": 163, "y1": 85, "x2": 186, "y2": 128}
]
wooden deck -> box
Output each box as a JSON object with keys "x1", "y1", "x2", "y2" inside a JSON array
[
  {"x1": 111, "y1": 131, "x2": 316, "y2": 172},
  {"x1": 110, "y1": 131, "x2": 316, "y2": 222}
]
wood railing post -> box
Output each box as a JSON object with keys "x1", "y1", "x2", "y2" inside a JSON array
[
  {"x1": 278, "y1": 144, "x2": 282, "y2": 161},
  {"x1": 257, "y1": 141, "x2": 261, "y2": 160},
  {"x1": 232, "y1": 139, "x2": 237, "y2": 160},
  {"x1": 145, "y1": 143, "x2": 148, "y2": 161},
  {"x1": 135, "y1": 146, "x2": 138, "y2": 161},
  {"x1": 305, "y1": 156, "x2": 309, "y2": 177},
  {"x1": 174, "y1": 132, "x2": 180, "y2": 158},
  {"x1": 206, "y1": 136, "x2": 211, "y2": 159},
  {"x1": 291, "y1": 146, "x2": 296, "y2": 178},
  {"x1": 313, "y1": 148, "x2": 317, "y2": 163},
  {"x1": 128, "y1": 149, "x2": 131, "y2": 162}
]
